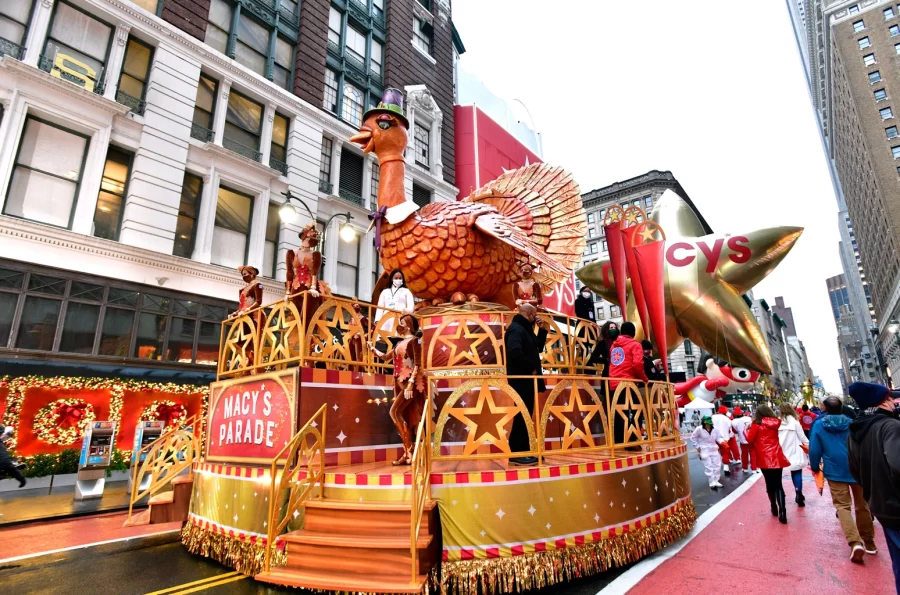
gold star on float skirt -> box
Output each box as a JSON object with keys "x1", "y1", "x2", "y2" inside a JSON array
[
  {"x1": 449, "y1": 383, "x2": 520, "y2": 455},
  {"x1": 576, "y1": 190, "x2": 802, "y2": 373},
  {"x1": 548, "y1": 385, "x2": 602, "y2": 449},
  {"x1": 438, "y1": 321, "x2": 491, "y2": 367}
]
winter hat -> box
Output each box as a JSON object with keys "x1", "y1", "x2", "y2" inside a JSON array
[
  {"x1": 848, "y1": 382, "x2": 896, "y2": 409},
  {"x1": 733, "y1": 407, "x2": 743, "y2": 416},
  {"x1": 641, "y1": 340, "x2": 653, "y2": 350},
  {"x1": 718, "y1": 405, "x2": 728, "y2": 414}
]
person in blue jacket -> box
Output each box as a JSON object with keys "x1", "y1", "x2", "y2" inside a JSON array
[{"x1": 809, "y1": 396, "x2": 876, "y2": 564}]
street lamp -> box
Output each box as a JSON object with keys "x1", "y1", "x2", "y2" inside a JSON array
[
  {"x1": 279, "y1": 190, "x2": 315, "y2": 223},
  {"x1": 320, "y1": 212, "x2": 354, "y2": 274}
]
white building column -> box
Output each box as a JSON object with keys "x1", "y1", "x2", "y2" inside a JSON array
[
  {"x1": 259, "y1": 103, "x2": 275, "y2": 166},
  {"x1": 246, "y1": 188, "x2": 270, "y2": 271},
  {"x1": 361, "y1": 156, "x2": 373, "y2": 210},
  {"x1": 357, "y1": 230, "x2": 374, "y2": 299},
  {"x1": 322, "y1": 218, "x2": 340, "y2": 289},
  {"x1": 23, "y1": 0, "x2": 54, "y2": 67},
  {"x1": 192, "y1": 171, "x2": 218, "y2": 263},
  {"x1": 430, "y1": 117, "x2": 443, "y2": 179},
  {"x1": 70, "y1": 126, "x2": 113, "y2": 235},
  {"x1": 103, "y1": 25, "x2": 131, "y2": 100},
  {"x1": 212, "y1": 79, "x2": 232, "y2": 145},
  {"x1": 329, "y1": 141, "x2": 341, "y2": 195}
]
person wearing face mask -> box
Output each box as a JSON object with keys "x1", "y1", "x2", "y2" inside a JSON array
[
  {"x1": 505, "y1": 303, "x2": 549, "y2": 466},
  {"x1": 587, "y1": 321, "x2": 619, "y2": 376},
  {"x1": 574, "y1": 288, "x2": 596, "y2": 322},
  {"x1": 375, "y1": 269, "x2": 415, "y2": 333}
]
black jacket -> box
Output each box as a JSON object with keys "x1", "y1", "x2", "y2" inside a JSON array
[
  {"x1": 505, "y1": 314, "x2": 548, "y2": 393},
  {"x1": 574, "y1": 296, "x2": 595, "y2": 321},
  {"x1": 0, "y1": 426, "x2": 12, "y2": 466},
  {"x1": 848, "y1": 408, "x2": 900, "y2": 528}
]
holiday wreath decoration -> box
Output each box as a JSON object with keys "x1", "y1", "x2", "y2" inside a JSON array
[
  {"x1": 141, "y1": 400, "x2": 188, "y2": 427},
  {"x1": 33, "y1": 398, "x2": 97, "y2": 446}
]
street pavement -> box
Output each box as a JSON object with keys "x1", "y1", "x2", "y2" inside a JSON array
[{"x1": 0, "y1": 452, "x2": 756, "y2": 594}]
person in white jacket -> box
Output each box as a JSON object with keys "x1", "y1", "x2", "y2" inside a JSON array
[
  {"x1": 731, "y1": 407, "x2": 753, "y2": 473},
  {"x1": 374, "y1": 269, "x2": 415, "y2": 333},
  {"x1": 711, "y1": 406, "x2": 736, "y2": 476},
  {"x1": 778, "y1": 403, "x2": 810, "y2": 507},
  {"x1": 691, "y1": 416, "x2": 725, "y2": 489}
]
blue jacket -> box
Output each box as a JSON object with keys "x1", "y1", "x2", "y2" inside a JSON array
[{"x1": 808, "y1": 414, "x2": 855, "y2": 484}]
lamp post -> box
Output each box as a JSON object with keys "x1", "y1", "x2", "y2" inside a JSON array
[
  {"x1": 319, "y1": 212, "x2": 355, "y2": 275},
  {"x1": 279, "y1": 190, "x2": 357, "y2": 274}
]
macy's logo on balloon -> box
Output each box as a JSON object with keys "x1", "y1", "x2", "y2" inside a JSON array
[{"x1": 665, "y1": 237, "x2": 750, "y2": 272}]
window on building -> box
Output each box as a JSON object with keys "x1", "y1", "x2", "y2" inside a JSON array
[
  {"x1": 42, "y1": 1, "x2": 113, "y2": 92},
  {"x1": 413, "y1": 183, "x2": 431, "y2": 208},
  {"x1": 4, "y1": 117, "x2": 88, "y2": 228},
  {"x1": 328, "y1": 7, "x2": 342, "y2": 47},
  {"x1": 849, "y1": 4, "x2": 860, "y2": 15},
  {"x1": 270, "y1": 112, "x2": 289, "y2": 173},
  {"x1": 345, "y1": 24, "x2": 366, "y2": 64},
  {"x1": 864, "y1": 53, "x2": 876, "y2": 66},
  {"x1": 882, "y1": 106, "x2": 894, "y2": 119},
  {"x1": 596, "y1": 308, "x2": 605, "y2": 321},
  {"x1": 371, "y1": 40, "x2": 383, "y2": 76},
  {"x1": 342, "y1": 83, "x2": 364, "y2": 127},
  {"x1": 853, "y1": 20, "x2": 865, "y2": 32},
  {"x1": 263, "y1": 202, "x2": 280, "y2": 278},
  {"x1": 173, "y1": 173, "x2": 203, "y2": 259},
  {"x1": 373, "y1": 0, "x2": 385, "y2": 20},
  {"x1": 319, "y1": 136, "x2": 333, "y2": 193},
  {"x1": 92, "y1": 146, "x2": 133, "y2": 241},
  {"x1": 643, "y1": 195, "x2": 653, "y2": 209},
  {"x1": 132, "y1": 0, "x2": 162, "y2": 15},
  {"x1": 876, "y1": 88, "x2": 888, "y2": 101},
  {"x1": 602, "y1": 240, "x2": 608, "y2": 252},
  {"x1": 206, "y1": 0, "x2": 294, "y2": 89},
  {"x1": 117, "y1": 37, "x2": 154, "y2": 111},
  {"x1": 339, "y1": 150, "x2": 364, "y2": 205},
  {"x1": 888, "y1": 126, "x2": 899, "y2": 139},
  {"x1": 414, "y1": 123, "x2": 430, "y2": 168},
  {"x1": 191, "y1": 74, "x2": 217, "y2": 141},
  {"x1": 413, "y1": 18, "x2": 433, "y2": 55},
  {"x1": 886, "y1": 7, "x2": 895, "y2": 19},
  {"x1": 684, "y1": 340, "x2": 693, "y2": 355},
  {"x1": 599, "y1": 208, "x2": 606, "y2": 220},
  {"x1": 610, "y1": 305, "x2": 621, "y2": 318},
  {"x1": 892, "y1": 146, "x2": 900, "y2": 159},
  {"x1": 588, "y1": 227, "x2": 596, "y2": 239},
  {"x1": 224, "y1": 90, "x2": 263, "y2": 160},
  {"x1": 892, "y1": 24, "x2": 900, "y2": 36},
  {"x1": 371, "y1": 160, "x2": 380, "y2": 206},
  {"x1": 587, "y1": 213, "x2": 595, "y2": 224},
  {"x1": 211, "y1": 185, "x2": 253, "y2": 268},
  {"x1": 324, "y1": 68, "x2": 339, "y2": 113},
  {"x1": 686, "y1": 361, "x2": 695, "y2": 377},
  {"x1": 589, "y1": 243, "x2": 598, "y2": 255},
  {"x1": 336, "y1": 231, "x2": 359, "y2": 297},
  {"x1": 1, "y1": 1, "x2": 33, "y2": 55},
  {"x1": 870, "y1": 70, "x2": 883, "y2": 83}
]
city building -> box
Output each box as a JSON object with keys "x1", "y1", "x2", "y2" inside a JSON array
[
  {"x1": 826, "y1": 273, "x2": 879, "y2": 384},
  {"x1": 788, "y1": 0, "x2": 899, "y2": 379},
  {"x1": 0, "y1": 0, "x2": 461, "y2": 380},
  {"x1": 772, "y1": 295, "x2": 816, "y2": 381},
  {"x1": 749, "y1": 297, "x2": 794, "y2": 392},
  {"x1": 578, "y1": 170, "x2": 707, "y2": 378}
]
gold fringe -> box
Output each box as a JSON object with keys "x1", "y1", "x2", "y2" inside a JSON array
[
  {"x1": 440, "y1": 502, "x2": 697, "y2": 595},
  {"x1": 180, "y1": 523, "x2": 285, "y2": 576}
]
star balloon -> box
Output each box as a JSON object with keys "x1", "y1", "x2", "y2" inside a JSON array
[{"x1": 576, "y1": 190, "x2": 802, "y2": 374}]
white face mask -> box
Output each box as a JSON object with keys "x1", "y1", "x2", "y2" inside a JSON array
[
  {"x1": 582, "y1": 292, "x2": 590, "y2": 298},
  {"x1": 393, "y1": 278, "x2": 403, "y2": 288}
]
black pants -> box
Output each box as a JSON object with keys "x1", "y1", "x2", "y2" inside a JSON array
[
  {"x1": 508, "y1": 383, "x2": 535, "y2": 453},
  {"x1": 761, "y1": 468, "x2": 784, "y2": 495},
  {"x1": 0, "y1": 460, "x2": 25, "y2": 484}
]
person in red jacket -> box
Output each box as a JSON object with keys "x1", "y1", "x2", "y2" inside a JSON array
[
  {"x1": 746, "y1": 404, "x2": 792, "y2": 524},
  {"x1": 608, "y1": 322, "x2": 648, "y2": 447}
]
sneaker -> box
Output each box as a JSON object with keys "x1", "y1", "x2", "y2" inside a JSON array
[
  {"x1": 509, "y1": 457, "x2": 538, "y2": 466},
  {"x1": 710, "y1": 484, "x2": 719, "y2": 490},
  {"x1": 743, "y1": 468, "x2": 751, "y2": 474},
  {"x1": 850, "y1": 544, "x2": 865, "y2": 564},
  {"x1": 864, "y1": 543, "x2": 878, "y2": 555},
  {"x1": 713, "y1": 481, "x2": 724, "y2": 488},
  {"x1": 18, "y1": 477, "x2": 26, "y2": 488}
]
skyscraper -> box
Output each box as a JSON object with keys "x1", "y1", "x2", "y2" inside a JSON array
[
  {"x1": 787, "y1": 0, "x2": 890, "y2": 377},
  {"x1": 826, "y1": 274, "x2": 880, "y2": 385}
]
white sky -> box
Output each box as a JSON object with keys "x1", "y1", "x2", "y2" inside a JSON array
[{"x1": 454, "y1": 0, "x2": 845, "y2": 393}]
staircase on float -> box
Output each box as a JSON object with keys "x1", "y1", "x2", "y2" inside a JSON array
[
  {"x1": 124, "y1": 474, "x2": 194, "y2": 526},
  {"x1": 255, "y1": 499, "x2": 439, "y2": 593}
]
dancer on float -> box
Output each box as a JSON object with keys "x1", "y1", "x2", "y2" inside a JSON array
[
  {"x1": 286, "y1": 223, "x2": 328, "y2": 321},
  {"x1": 368, "y1": 313, "x2": 425, "y2": 465},
  {"x1": 513, "y1": 261, "x2": 544, "y2": 310},
  {"x1": 228, "y1": 266, "x2": 262, "y2": 319}
]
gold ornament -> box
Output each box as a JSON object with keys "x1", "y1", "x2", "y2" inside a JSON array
[
  {"x1": 449, "y1": 382, "x2": 521, "y2": 454},
  {"x1": 577, "y1": 190, "x2": 802, "y2": 373}
]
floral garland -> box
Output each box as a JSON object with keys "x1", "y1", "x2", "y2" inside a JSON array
[
  {"x1": 141, "y1": 400, "x2": 188, "y2": 427},
  {"x1": 33, "y1": 398, "x2": 97, "y2": 445}
]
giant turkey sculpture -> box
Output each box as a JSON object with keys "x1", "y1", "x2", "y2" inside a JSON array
[{"x1": 350, "y1": 89, "x2": 586, "y2": 308}]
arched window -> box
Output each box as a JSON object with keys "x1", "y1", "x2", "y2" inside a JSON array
[{"x1": 343, "y1": 84, "x2": 364, "y2": 127}]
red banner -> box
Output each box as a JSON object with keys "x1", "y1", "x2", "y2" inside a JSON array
[
  {"x1": 206, "y1": 369, "x2": 297, "y2": 464},
  {"x1": 634, "y1": 240, "x2": 668, "y2": 375},
  {"x1": 604, "y1": 222, "x2": 629, "y2": 322},
  {"x1": 621, "y1": 225, "x2": 651, "y2": 335}
]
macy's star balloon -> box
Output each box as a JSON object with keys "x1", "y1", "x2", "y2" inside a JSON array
[{"x1": 576, "y1": 190, "x2": 802, "y2": 374}]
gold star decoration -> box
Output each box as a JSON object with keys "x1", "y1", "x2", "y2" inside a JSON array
[
  {"x1": 449, "y1": 382, "x2": 521, "y2": 455},
  {"x1": 438, "y1": 319, "x2": 493, "y2": 366},
  {"x1": 309, "y1": 301, "x2": 364, "y2": 362},
  {"x1": 548, "y1": 384, "x2": 602, "y2": 449},
  {"x1": 226, "y1": 319, "x2": 256, "y2": 369},
  {"x1": 577, "y1": 190, "x2": 803, "y2": 373},
  {"x1": 612, "y1": 382, "x2": 645, "y2": 445}
]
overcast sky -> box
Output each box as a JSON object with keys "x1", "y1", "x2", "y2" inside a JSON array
[{"x1": 454, "y1": 0, "x2": 845, "y2": 393}]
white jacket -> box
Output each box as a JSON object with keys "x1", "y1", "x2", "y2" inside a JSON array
[
  {"x1": 691, "y1": 426, "x2": 724, "y2": 454},
  {"x1": 731, "y1": 416, "x2": 752, "y2": 445},
  {"x1": 778, "y1": 416, "x2": 809, "y2": 471},
  {"x1": 711, "y1": 413, "x2": 733, "y2": 441}
]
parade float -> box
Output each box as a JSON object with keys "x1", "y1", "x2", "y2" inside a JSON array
[{"x1": 117, "y1": 88, "x2": 804, "y2": 594}]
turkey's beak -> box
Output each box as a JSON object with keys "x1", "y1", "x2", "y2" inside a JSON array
[{"x1": 350, "y1": 126, "x2": 374, "y2": 153}]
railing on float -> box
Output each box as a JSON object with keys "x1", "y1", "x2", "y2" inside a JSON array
[
  {"x1": 127, "y1": 413, "x2": 202, "y2": 524},
  {"x1": 217, "y1": 291, "x2": 603, "y2": 379},
  {"x1": 263, "y1": 404, "x2": 327, "y2": 574},
  {"x1": 408, "y1": 402, "x2": 431, "y2": 585}
]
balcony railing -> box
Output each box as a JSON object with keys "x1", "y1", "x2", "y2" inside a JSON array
[
  {"x1": 369, "y1": 68, "x2": 383, "y2": 85},
  {"x1": 223, "y1": 137, "x2": 262, "y2": 162},
  {"x1": 0, "y1": 37, "x2": 25, "y2": 61},
  {"x1": 269, "y1": 157, "x2": 287, "y2": 176},
  {"x1": 278, "y1": 5, "x2": 299, "y2": 27},
  {"x1": 319, "y1": 180, "x2": 333, "y2": 194},
  {"x1": 344, "y1": 51, "x2": 366, "y2": 76},
  {"x1": 347, "y1": 0, "x2": 369, "y2": 25},
  {"x1": 115, "y1": 90, "x2": 146, "y2": 115},
  {"x1": 190, "y1": 123, "x2": 214, "y2": 143},
  {"x1": 327, "y1": 40, "x2": 341, "y2": 58},
  {"x1": 38, "y1": 53, "x2": 105, "y2": 95},
  {"x1": 338, "y1": 187, "x2": 363, "y2": 206}
]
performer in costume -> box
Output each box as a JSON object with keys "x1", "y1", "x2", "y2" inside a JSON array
[
  {"x1": 375, "y1": 269, "x2": 415, "y2": 333},
  {"x1": 369, "y1": 314, "x2": 425, "y2": 465},
  {"x1": 229, "y1": 266, "x2": 263, "y2": 319},
  {"x1": 286, "y1": 224, "x2": 328, "y2": 321},
  {"x1": 347, "y1": 301, "x2": 370, "y2": 372},
  {"x1": 513, "y1": 262, "x2": 544, "y2": 310}
]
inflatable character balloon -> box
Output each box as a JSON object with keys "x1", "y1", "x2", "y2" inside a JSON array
[{"x1": 674, "y1": 356, "x2": 760, "y2": 408}]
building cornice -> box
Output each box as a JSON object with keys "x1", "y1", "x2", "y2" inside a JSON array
[
  {"x1": 581, "y1": 170, "x2": 678, "y2": 203},
  {"x1": 199, "y1": 141, "x2": 284, "y2": 179}
]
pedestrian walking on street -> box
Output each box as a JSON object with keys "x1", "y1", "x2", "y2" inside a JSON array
[
  {"x1": 731, "y1": 407, "x2": 753, "y2": 473},
  {"x1": 746, "y1": 405, "x2": 791, "y2": 524},
  {"x1": 778, "y1": 403, "x2": 810, "y2": 507},
  {"x1": 691, "y1": 415, "x2": 724, "y2": 490},
  {"x1": 808, "y1": 396, "x2": 876, "y2": 564},
  {"x1": 799, "y1": 404, "x2": 818, "y2": 439},
  {"x1": 0, "y1": 425, "x2": 26, "y2": 488},
  {"x1": 712, "y1": 406, "x2": 737, "y2": 476},
  {"x1": 847, "y1": 382, "x2": 900, "y2": 592}
]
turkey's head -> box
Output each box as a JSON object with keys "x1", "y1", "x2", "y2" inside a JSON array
[{"x1": 350, "y1": 113, "x2": 408, "y2": 162}]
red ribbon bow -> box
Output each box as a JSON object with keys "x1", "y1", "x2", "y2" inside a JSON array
[
  {"x1": 55, "y1": 403, "x2": 87, "y2": 427},
  {"x1": 155, "y1": 403, "x2": 186, "y2": 425}
]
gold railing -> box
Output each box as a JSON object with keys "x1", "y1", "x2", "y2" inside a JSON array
[
  {"x1": 263, "y1": 404, "x2": 327, "y2": 573},
  {"x1": 127, "y1": 414, "x2": 202, "y2": 524},
  {"x1": 218, "y1": 292, "x2": 605, "y2": 379},
  {"x1": 408, "y1": 394, "x2": 432, "y2": 585}
]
